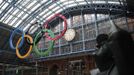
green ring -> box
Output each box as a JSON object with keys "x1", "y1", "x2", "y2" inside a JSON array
[{"x1": 33, "y1": 29, "x2": 55, "y2": 56}]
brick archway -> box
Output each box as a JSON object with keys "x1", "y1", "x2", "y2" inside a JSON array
[{"x1": 49, "y1": 64, "x2": 59, "y2": 75}]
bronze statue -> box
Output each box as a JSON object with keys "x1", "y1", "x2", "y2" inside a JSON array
[{"x1": 94, "y1": 20, "x2": 134, "y2": 75}]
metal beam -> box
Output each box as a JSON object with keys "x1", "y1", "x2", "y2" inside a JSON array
[
  {"x1": 29, "y1": 49, "x2": 95, "y2": 62},
  {"x1": 18, "y1": 0, "x2": 53, "y2": 29},
  {"x1": 0, "y1": 0, "x2": 18, "y2": 19}
]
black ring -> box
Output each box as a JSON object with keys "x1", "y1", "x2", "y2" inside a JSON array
[{"x1": 26, "y1": 22, "x2": 44, "y2": 45}]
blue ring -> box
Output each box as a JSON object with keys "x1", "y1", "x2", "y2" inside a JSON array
[{"x1": 9, "y1": 28, "x2": 25, "y2": 49}]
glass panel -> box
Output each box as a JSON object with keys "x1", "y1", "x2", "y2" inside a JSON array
[
  {"x1": 1, "y1": 7, "x2": 14, "y2": 22},
  {"x1": 93, "y1": 1, "x2": 107, "y2": 3},
  {"x1": 13, "y1": 20, "x2": 23, "y2": 27},
  {"x1": 68, "y1": 3, "x2": 77, "y2": 7},
  {"x1": 52, "y1": 6, "x2": 61, "y2": 12},
  {"x1": 73, "y1": 28, "x2": 83, "y2": 41},
  {"x1": 17, "y1": 11, "x2": 24, "y2": 18},
  {"x1": 72, "y1": 15, "x2": 82, "y2": 26},
  {"x1": 85, "y1": 40, "x2": 96, "y2": 50},
  {"x1": 21, "y1": 0, "x2": 30, "y2": 6},
  {"x1": 9, "y1": 17, "x2": 18, "y2": 26},
  {"x1": 61, "y1": 45, "x2": 70, "y2": 54},
  {"x1": 6, "y1": 6, "x2": 14, "y2": 14},
  {"x1": 72, "y1": 43, "x2": 83, "y2": 52},
  {"x1": 4, "y1": 14, "x2": 13, "y2": 24},
  {"x1": 39, "y1": 8, "x2": 49, "y2": 16},
  {"x1": 98, "y1": 20, "x2": 111, "y2": 34},
  {"x1": 0, "y1": 0, "x2": 124, "y2": 34},
  {"x1": 97, "y1": 14, "x2": 109, "y2": 21},
  {"x1": 0, "y1": 0, "x2": 3, "y2": 4},
  {"x1": 1, "y1": 13, "x2": 8, "y2": 21},
  {"x1": 54, "y1": 8, "x2": 62, "y2": 14},
  {"x1": 0, "y1": 9, "x2": 2, "y2": 13},
  {"x1": 12, "y1": 8, "x2": 20, "y2": 16},
  {"x1": 61, "y1": 0, "x2": 74, "y2": 5},
  {"x1": 76, "y1": 0, "x2": 84, "y2": 1},
  {"x1": 108, "y1": 1, "x2": 120, "y2": 4},
  {"x1": 1, "y1": 2, "x2": 9, "y2": 10},
  {"x1": 23, "y1": 24, "x2": 30, "y2": 31},
  {"x1": 84, "y1": 24, "x2": 96, "y2": 40},
  {"x1": 21, "y1": 13, "x2": 28, "y2": 19},
  {"x1": 49, "y1": 3, "x2": 57, "y2": 9},
  {"x1": 0, "y1": 1, "x2": 5, "y2": 8},
  {"x1": 26, "y1": 1, "x2": 37, "y2": 9},
  {"x1": 56, "y1": 1, "x2": 66, "y2": 9},
  {"x1": 78, "y1": 1, "x2": 87, "y2": 5},
  {"x1": 30, "y1": 3, "x2": 41, "y2": 12}
]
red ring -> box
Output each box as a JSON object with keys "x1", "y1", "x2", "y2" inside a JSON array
[{"x1": 44, "y1": 13, "x2": 67, "y2": 40}]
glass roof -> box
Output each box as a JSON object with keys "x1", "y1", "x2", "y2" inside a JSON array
[{"x1": 0, "y1": 0, "x2": 125, "y2": 32}]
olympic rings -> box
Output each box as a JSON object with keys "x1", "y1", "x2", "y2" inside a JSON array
[
  {"x1": 9, "y1": 28, "x2": 25, "y2": 50},
  {"x1": 33, "y1": 29, "x2": 55, "y2": 56},
  {"x1": 26, "y1": 22, "x2": 43, "y2": 45},
  {"x1": 26, "y1": 30, "x2": 44, "y2": 46},
  {"x1": 16, "y1": 35, "x2": 33, "y2": 59},
  {"x1": 7, "y1": 13, "x2": 67, "y2": 59},
  {"x1": 44, "y1": 13, "x2": 67, "y2": 40},
  {"x1": 26, "y1": 22, "x2": 41, "y2": 34}
]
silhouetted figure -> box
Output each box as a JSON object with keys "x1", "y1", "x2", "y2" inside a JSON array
[
  {"x1": 108, "y1": 29, "x2": 134, "y2": 75},
  {"x1": 94, "y1": 34, "x2": 114, "y2": 75},
  {"x1": 94, "y1": 29, "x2": 134, "y2": 75}
]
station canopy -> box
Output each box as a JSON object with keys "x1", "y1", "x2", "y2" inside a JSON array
[{"x1": 0, "y1": 0, "x2": 124, "y2": 32}]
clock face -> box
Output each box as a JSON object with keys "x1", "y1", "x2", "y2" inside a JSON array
[{"x1": 64, "y1": 29, "x2": 76, "y2": 41}]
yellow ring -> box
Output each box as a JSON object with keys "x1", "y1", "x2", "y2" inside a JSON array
[{"x1": 16, "y1": 35, "x2": 33, "y2": 59}]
